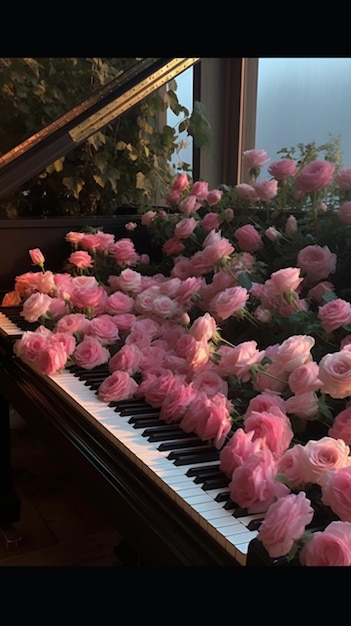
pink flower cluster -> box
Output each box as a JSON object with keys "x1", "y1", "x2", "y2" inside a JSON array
[{"x1": 5, "y1": 140, "x2": 351, "y2": 566}]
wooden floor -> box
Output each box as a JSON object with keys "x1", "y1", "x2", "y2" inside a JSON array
[{"x1": 0, "y1": 416, "x2": 125, "y2": 567}]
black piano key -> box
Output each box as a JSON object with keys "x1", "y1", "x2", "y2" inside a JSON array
[
  {"x1": 247, "y1": 519, "x2": 264, "y2": 532},
  {"x1": 214, "y1": 491, "x2": 231, "y2": 503},
  {"x1": 120, "y1": 406, "x2": 157, "y2": 417},
  {"x1": 168, "y1": 448, "x2": 220, "y2": 465},
  {"x1": 202, "y1": 476, "x2": 230, "y2": 490},
  {"x1": 186, "y1": 463, "x2": 220, "y2": 477},
  {"x1": 128, "y1": 413, "x2": 161, "y2": 423},
  {"x1": 132, "y1": 418, "x2": 164, "y2": 429},
  {"x1": 158, "y1": 438, "x2": 206, "y2": 452}
]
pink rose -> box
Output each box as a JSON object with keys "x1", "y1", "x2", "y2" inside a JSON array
[
  {"x1": 189, "y1": 313, "x2": 217, "y2": 342},
  {"x1": 219, "y1": 429, "x2": 264, "y2": 478},
  {"x1": 68, "y1": 250, "x2": 94, "y2": 269},
  {"x1": 268, "y1": 158, "x2": 298, "y2": 180},
  {"x1": 172, "y1": 173, "x2": 189, "y2": 192},
  {"x1": 112, "y1": 238, "x2": 139, "y2": 266},
  {"x1": 21, "y1": 292, "x2": 52, "y2": 323},
  {"x1": 159, "y1": 381, "x2": 196, "y2": 423},
  {"x1": 285, "y1": 214, "x2": 298, "y2": 235},
  {"x1": 151, "y1": 295, "x2": 179, "y2": 319},
  {"x1": 97, "y1": 370, "x2": 139, "y2": 403},
  {"x1": 125, "y1": 222, "x2": 137, "y2": 232},
  {"x1": 257, "y1": 492, "x2": 314, "y2": 558},
  {"x1": 318, "y1": 350, "x2": 351, "y2": 399},
  {"x1": 72, "y1": 336, "x2": 110, "y2": 370},
  {"x1": 288, "y1": 361, "x2": 322, "y2": 394},
  {"x1": 210, "y1": 286, "x2": 249, "y2": 321},
  {"x1": 337, "y1": 201, "x2": 351, "y2": 225},
  {"x1": 302, "y1": 436, "x2": 350, "y2": 485},
  {"x1": 201, "y1": 212, "x2": 222, "y2": 231},
  {"x1": 245, "y1": 391, "x2": 287, "y2": 416},
  {"x1": 174, "y1": 217, "x2": 197, "y2": 239},
  {"x1": 217, "y1": 340, "x2": 265, "y2": 382},
  {"x1": 140, "y1": 210, "x2": 157, "y2": 226},
  {"x1": 178, "y1": 195, "x2": 202, "y2": 215},
  {"x1": 295, "y1": 160, "x2": 335, "y2": 193},
  {"x1": 14, "y1": 329, "x2": 49, "y2": 361},
  {"x1": 206, "y1": 188, "x2": 223, "y2": 205},
  {"x1": 190, "y1": 181, "x2": 209, "y2": 200},
  {"x1": 299, "y1": 521, "x2": 351, "y2": 566},
  {"x1": 191, "y1": 369, "x2": 228, "y2": 398},
  {"x1": 105, "y1": 291, "x2": 134, "y2": 315},
  {"x1": 253, "y1": 179, "x2": 278, "y2": 201},
  {"x1": 65, "y1": 231, "x2": 85, "y2": 246},
  {"x1": 264, "y1": 267, "x2": 303, "y2": 296},
  {"x1": 277, "y1": 444, "x2": 308, "y2": 489},
  {"x1": 34, "y1": 339, "x2": 68, "y2": 375},
  {"x1": 242, "y1": 148, "x2": 269, "y2": 169},
  {"x1": 244, "y1": 406, "x2": 293, "y2": 458},
  {"x1": 29, "y1": 247, "x2": 45, "y2": 268},
  {"x1": 70, "y1": 284, "x2": 106, "y2": 311},
  {"x1": 329, "y1": 407, "x2": 351, "y2": 444},
  {"x1": 285, "y1": 391, "x2": 319, "y2": 420},
  {"x1": 142, "y1": 372, "x2": 180, "y2": 407},
  {"x1": 55, "y1": 313, "x2": 90, "y2": 335},
  {"x1": 87, "y1": 314, "x2": 120, "y2": 345},
  {"x1": 235, "y1": 183, "x2": 260, "y2": 202},
  {"x1": 180, "y1": 391, "x2": 232, "y2": 449},
  {"x1": 234, "y1": 224, "x2": 263, "y2": 252},
  {"x1": 229, "y1": 448, "x2": 289, "y2": 514},
  {"x1": 318, "y1": 298, "x2": 351, "y2": 333},
  {"x1": 334, "y1": 168, "x2": 351, "y2": 190},
  {"x1": 162, "y1": 237, "x2": 185, "y2": 256},
  {"x1": 307, "y1": 281, "x2": 334, "y2": 303},
  {"x1": 297, "y1": 244, "x2": 337, "y2": 283},
  {"x1": 321, "y1": 465, "x2": 351, "y2": 521},
  {"x1": 275, "y1": 335, "x2": 315, "y2": 372}
]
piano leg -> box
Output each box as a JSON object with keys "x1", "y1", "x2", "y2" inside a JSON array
[{"x1": 0, "y1": 394, "x2": 22, "y2": 547}]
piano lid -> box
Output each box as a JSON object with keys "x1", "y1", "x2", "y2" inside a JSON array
[{"x1": 0, "y1": 57, "x2": 200, "y2": 200}]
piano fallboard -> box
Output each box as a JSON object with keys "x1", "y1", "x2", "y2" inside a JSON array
[{"x1": 0, "y1": 309, "x2": 261, "y2": 565}]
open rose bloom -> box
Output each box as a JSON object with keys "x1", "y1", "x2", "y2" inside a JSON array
[{"x1": 5, "y1": 138, "x2": 351, "y2": 566}]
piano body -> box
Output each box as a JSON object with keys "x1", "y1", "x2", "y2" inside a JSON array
[{"x1": 0, "y1": 58, "x2": 267, "y2": 566}]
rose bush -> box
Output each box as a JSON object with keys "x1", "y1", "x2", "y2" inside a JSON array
[{"x1": 4, "y1": 137, "x2": 351, "y2": 565}]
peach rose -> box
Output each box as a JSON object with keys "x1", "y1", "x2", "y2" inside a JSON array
[{"x1": 321, "y1": 466, "x2": 351, "y2": 521}]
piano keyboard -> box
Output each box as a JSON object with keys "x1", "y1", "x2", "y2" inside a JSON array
[{"x1": 0, "y1": 310, "x2": 261, "y2": 565}]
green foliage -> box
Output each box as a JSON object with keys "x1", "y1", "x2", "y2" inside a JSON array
[{"x1": 0, "y1": 58, "x2": 210, "y2": 218}]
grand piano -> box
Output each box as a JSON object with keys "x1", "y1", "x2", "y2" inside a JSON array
[{"x1": 0, "y1": 57, "x2": 268, "y2": 566}]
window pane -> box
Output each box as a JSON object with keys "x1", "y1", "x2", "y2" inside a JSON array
[{"x1": 255, "y1": 58, "x2": 351, "y2": 174}]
